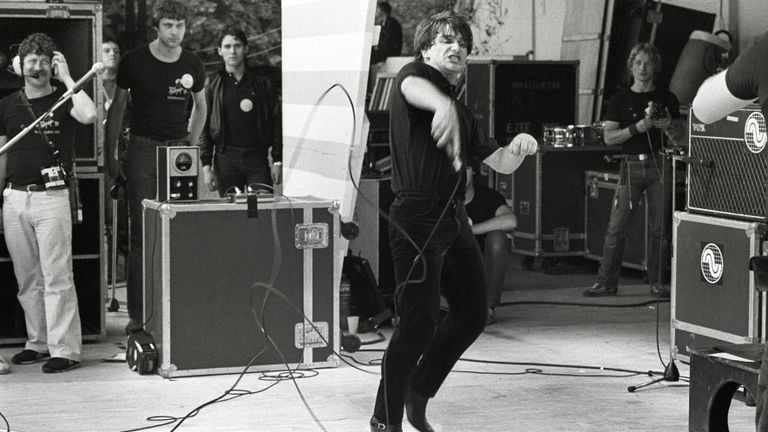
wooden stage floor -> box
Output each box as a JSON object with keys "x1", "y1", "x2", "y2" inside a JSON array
[{"x1": 0, "y1": 257, "x2": 756, "y2": 431}]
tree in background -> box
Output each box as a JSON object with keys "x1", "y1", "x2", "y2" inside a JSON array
[{"x1": 102, "y1": 0, "x2": 281, "y2": 70}]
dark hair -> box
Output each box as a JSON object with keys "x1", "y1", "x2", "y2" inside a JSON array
[
  {"x1": 18, "y1": 32, "x2": 57, "y2": 63},
  {"x1": 378, "y1": 2, "x2": 392, "y2": 15},
  {"x1": 218, "y1": 26, "x2": 248, "y2": 48},
  {"x1": 413, "y1": 11, "x2": 473, "y2": 61},
  {"x1": 626, "y1": 42, "x2": 662, "y2": 78},
  {"x1": 152, "y1": 0, "x2": 190, "y2": 27}
]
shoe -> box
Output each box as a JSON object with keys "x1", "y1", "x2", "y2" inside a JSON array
[
  {"x1": 650, "y1": 284, "x2": 670, "y2": 299},
  {"x1": 486, "y1": 308, "x2": 498, "y2": 326},
  {"x1": 0, "y1": 355, "x2": 9, "y2": 374},
  {"x1": 370, "y1": 416, "x2": 402, "y2": 432},
  {"x1": 125, "y1": 318, "x2": 143, "y2": 335},
  {"x1": 42, "y1": 357, "x2": 81, "y2": 373},
  {"x1": 406, "y1": 392, "x2": 435, "y2": 432},
  {"x1": 11, "y1": 349, "x2": 50, "y2": 365},
  {"x1": 582, "y1": 283, "x2": 617, "y2": 297}
]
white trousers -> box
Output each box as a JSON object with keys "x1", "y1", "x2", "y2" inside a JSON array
[{"x1": 2, "y1": 187, "x2": 82, "y2": 360}]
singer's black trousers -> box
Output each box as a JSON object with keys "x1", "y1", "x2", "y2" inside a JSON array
[{"x1": 373, "y1": 193, "x2": 487, "y2": 425}]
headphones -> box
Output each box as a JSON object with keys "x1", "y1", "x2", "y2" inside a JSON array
[{"x1": 11, "y1": 55, "x2": 21, "y2": 76}]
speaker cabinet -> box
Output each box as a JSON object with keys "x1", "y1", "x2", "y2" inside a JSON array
[
  {"x1": 464, "y1": 60, "x2": 578, "y2": 146},
  {"x1": 688, "y1": 105, "x2": 768, "y2": 221},
  {"x1": 671, "y1": 211, "x2": 767, "y2": 360}
]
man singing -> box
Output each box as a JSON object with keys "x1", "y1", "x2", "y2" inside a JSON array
[
  {"x1": 200, "y1": 26, "x2": 282, "y2": 196},
  {"x1": 105, "y1": 0, "x2": 207, "y2": 333},
  {"x1": 0, "y1": 32, "x2": 97, "y2": 373},
  {"x1": 370, "y1": 11, "x2": 537, "y2": 432}
]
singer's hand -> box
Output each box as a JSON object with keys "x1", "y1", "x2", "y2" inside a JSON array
[
  {"x1": 507, "y1": 133, "x2": 538, "y2": 156},
  {"x1": 650, "y1": 107, "x2": 672, "y2": 130},
  {"x1": 431, "y1": 99, "x2": 460, "y2": 156}
]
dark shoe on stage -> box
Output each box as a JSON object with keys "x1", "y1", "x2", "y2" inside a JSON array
[
  {"x1": 406, "y1": 392, "x2": 435, "y2": 432},
  {"x1": 42, "y1": 357, "x2": 81, "y2": 373},
  {"x1": 11, "y1": 349, "x2": 50, "y2": 365},
  {"x1": 582, "y1": 283, "x2": 617, "y2": 297},
  {"x1": 370, "y1": 416, "x2": 402, "y2": 432},
  {"x1": 650, "y1": 284, "x2": 670, "y2": 299}
]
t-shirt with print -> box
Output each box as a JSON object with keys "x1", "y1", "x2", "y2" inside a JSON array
[
  {"x1": 0, "y1": 87, "x2": 75, "y2": 186},
  {"x1": 116, "y1": 45, "x2": 205, "y2": 141}
]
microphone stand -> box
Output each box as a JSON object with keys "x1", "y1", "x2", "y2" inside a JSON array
[{"x1": 627, "y1": 144, "x2": 680, "y2": 392}]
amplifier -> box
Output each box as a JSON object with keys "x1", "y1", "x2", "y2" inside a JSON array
[
  {"x1": 671, "y1": 211, "x2": 767, "y2": 361},
  {"x1": 688, "y1": 105, "x2": 768, "y2": 221},
  {"x1": 157, "y1": 146, "x2": 199, "y2": 202}
]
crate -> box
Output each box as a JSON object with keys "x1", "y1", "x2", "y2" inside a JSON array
[
  {"x1": 0, "y1": 173, "x2": 106, "y2": 343},
  {"x1": 584, "y1": 170, "x2": 648, "y2": 271},
  {"x1": 671, "y1": 211, "x2": 768, "y2": 361},
  {"x1": 142, "y1": 197, "x2": 342, "y2": 378},
  {"x1": 0, "y1": 0, "x2": 103, "y2": 170},
  {"x1": 511, "y1": 147, "x2": 617, "y2": 258}
]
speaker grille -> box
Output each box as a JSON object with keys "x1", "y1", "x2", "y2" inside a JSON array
[{"x1": 688, "y1": 106, "x2": 768, "y2": 221}]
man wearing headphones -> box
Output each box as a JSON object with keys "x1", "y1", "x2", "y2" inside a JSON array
[
  {"x1": 0, "y1": 32, "x2": 97, "y2": 373},
  {"x1": 104, "y1": 0, "x2": 207, "y2": 333},
  {"x1": 692, "y1": 29, "x2": 768, "y2": 432}
]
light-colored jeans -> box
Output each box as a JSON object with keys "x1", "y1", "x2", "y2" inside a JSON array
[{"x1": 2, "y1": 187, "x2": 82, "y2": 360}]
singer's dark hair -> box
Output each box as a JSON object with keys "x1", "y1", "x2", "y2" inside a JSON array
[
  {"x1": 18, "y1": 33, "x2": 58, "y2": 63},
  {"x1": 152, "y1": 0, "x2": 190, "y2": 27},
  {"x1": 413, "y1": 11, "x2": 473, "y2": 61}
]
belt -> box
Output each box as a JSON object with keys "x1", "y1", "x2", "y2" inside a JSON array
[
  {"x1": 623, "y1": 154, "x2": 652, "y2": 161},
  {"x1": 9, "y1": 183, "x2": 46, "y2": 192}
]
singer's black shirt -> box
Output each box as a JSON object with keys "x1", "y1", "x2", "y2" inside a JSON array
[
  {"x1": 0, "y1": 87, "x2": 75, "y2": 186},
  {"x1": 389, "y1": 61, "x2": 498, "y2": 200},
  {"x1": 726, "y1": 30, "x2": 768, "y2": 117}
]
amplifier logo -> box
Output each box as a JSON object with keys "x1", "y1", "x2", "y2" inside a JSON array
[
  {"x1": 700, "y1": 243, "x2": 724, "y2": 284},
  {"x1": 744, "y1": 112, "x2": 767, "y2": 153}
]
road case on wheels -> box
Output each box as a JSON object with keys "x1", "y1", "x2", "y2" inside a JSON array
[
  {"x1": 142, "y1": 197, "x2": 342, "y2": 378},
  {"x1": 671, "y1": 211, "x2": 767, "y2": 360}
]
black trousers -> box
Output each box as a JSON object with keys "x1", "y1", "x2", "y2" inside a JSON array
[{"x1": 373, "y1": 193, "x2": 487, "y2": 425}]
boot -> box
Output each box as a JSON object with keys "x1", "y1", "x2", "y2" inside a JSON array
[{"x1": 405, "y1": 392, "x2": 435, "y2": 432}]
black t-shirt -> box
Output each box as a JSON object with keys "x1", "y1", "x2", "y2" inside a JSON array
[
  {"x1": 466, "y1": 184, "x2": 508, "y2": 248},
  {"x1": 116, "y1": 45, "x2": 205, "y2": 141},
  {"x1": 0, "y1": 87, "x2": 75, "y2": 186},
  {"x1": 726, "y1": 30, "x2": 768, "y2": 117},
  {"x1": 389, "y1": 61, "x2": 498, "y2": 199},
  {"x1": 605, "y1": 87, "x2": 680, "y2": 155}
]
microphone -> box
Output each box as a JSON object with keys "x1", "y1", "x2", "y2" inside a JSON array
[
  {"x1": 676, "y1": 155, "x2": 714, "y2": 168},
  {"x1": 61, "y1": 62, "x2": 105, "y2": 98}
]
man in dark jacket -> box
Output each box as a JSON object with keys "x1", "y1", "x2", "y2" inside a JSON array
[{"x1": 200, "y1": 26, "x2": 282, "y2": 196}]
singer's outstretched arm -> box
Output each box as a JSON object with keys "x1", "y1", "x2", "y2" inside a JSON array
[{"x1": 400, "y1": 75, "x2": 459, "y2": 153}]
